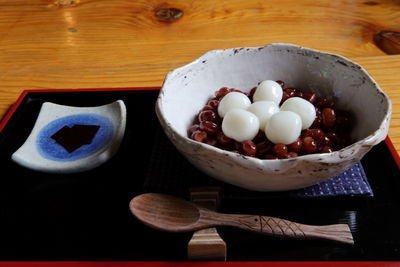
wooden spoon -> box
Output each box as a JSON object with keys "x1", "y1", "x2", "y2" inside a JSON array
[{"x1": 129, "y1": 193, "x2": 354, "y2": 245}]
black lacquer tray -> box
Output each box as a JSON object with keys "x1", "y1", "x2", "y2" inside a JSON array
[{"x1": 0, "y1": 88, "x2": 399, "y2": 262}]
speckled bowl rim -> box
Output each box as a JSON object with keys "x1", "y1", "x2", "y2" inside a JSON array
[{"x1": 156, "y1": 43, "x2": 392, "y2": 165}]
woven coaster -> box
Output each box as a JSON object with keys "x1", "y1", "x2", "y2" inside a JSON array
[{"x1": 144, "y1": 126, "x2": 373, "y2": 199}]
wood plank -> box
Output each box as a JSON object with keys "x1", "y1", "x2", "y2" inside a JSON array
[
  {"x1": 0, "y1": 0, "x2": 399, "y2": 80},
  {"x1": 0, "y1": 0, "x2": 398, "y2": 57}
]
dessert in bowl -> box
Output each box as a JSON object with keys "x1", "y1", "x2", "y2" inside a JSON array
[{"x1": 156, "y1": 43, "x2": 391, "y2": 191}]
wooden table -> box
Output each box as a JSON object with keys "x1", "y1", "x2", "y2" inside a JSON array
[{"x1": 0, "y1": 0, "x2": 400, "y2": 153}]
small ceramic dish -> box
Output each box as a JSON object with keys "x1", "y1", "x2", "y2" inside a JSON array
[
  {"x1": 12, "y1": 100, "x2": 126, "y2": 173},
  {"x1": 156, "y1": 43, "x2": 392, "y2": 191}
]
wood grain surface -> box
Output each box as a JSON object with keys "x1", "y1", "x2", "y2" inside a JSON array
[{"x1": 0, "y1": 0, "x2": 399, "y2": 153}]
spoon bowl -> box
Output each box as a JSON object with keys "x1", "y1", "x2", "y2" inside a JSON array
[
  {"x1": 130, "y1": 192, "x2": 201, "y2": 231},
  {"x1": 130, "y1": 193, "x2": 354, "y2": 245}
]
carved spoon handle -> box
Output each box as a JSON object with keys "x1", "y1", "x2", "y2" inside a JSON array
[{"x1": 203, "y1": 212, "x2": 354, "y2": 245}]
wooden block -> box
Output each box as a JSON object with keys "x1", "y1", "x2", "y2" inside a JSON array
[{"x1": 187, "y1": 187, "x2": 227, "y2": 261}]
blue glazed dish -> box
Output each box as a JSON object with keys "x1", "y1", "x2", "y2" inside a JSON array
[{"x1": 11, "y1": 100, "x2": 126, "y2": 173}]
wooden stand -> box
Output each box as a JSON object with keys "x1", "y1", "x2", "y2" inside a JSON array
[{"x1": 187, "y1": 187, "x2": 227, "y2": 261}]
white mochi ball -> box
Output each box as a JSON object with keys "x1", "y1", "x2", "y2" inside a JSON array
[
  {"x1": 218, "y1": 92, "x2": 251, "y2": 118},
  {"x1": 247, "y1": 101, "x2": 279, "y2": 130},
  {"x1": 253, "y1": 80, "x2": 283, "y2": 105},
  {"x1": 265, "y1": 111, "x2": 302, "y2": 145},
  {"x1": 280, "y1": 97, "x2": 316, "y2": 129},
  {"x1": 222, "y1": 109, "x2": 260, "y2": 142}
]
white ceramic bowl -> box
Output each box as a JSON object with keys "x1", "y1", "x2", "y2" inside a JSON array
[{"x1": 156, "y1": 43, "x2": 391, "y2": 191}]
